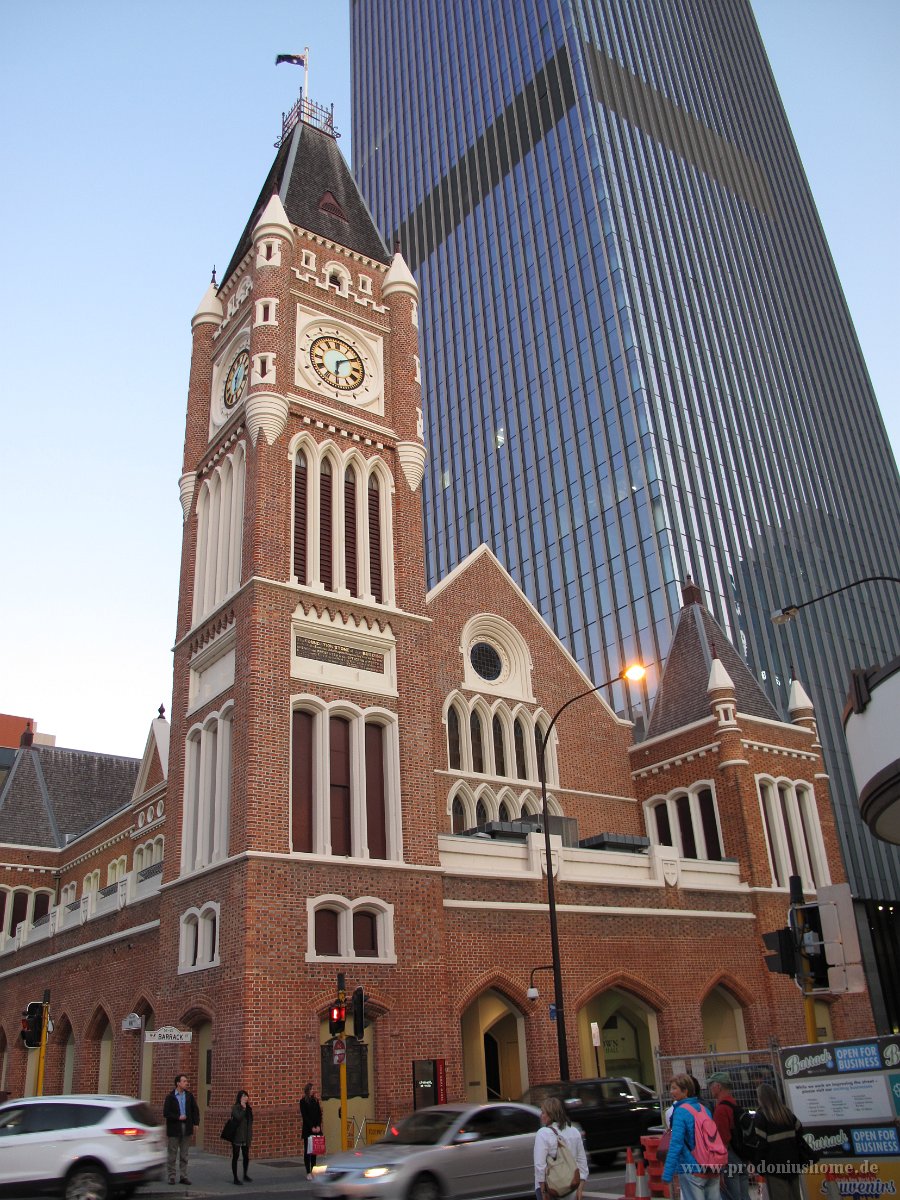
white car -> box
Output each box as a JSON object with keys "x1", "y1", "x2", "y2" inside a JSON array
[
  {"x1": 311, "y1": 1102, "x2": 542, "y2": 1200},
  {"x1": 0, "y1": 1094, "x2": 166, "y2": 1200}
]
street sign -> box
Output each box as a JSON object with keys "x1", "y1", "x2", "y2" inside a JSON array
[
  {"x1": 145, "y1": 1025, "x2": 192, "y2": 1044},
  {"x1": 333, "y1": 1037, "x2": 346, "y2": 1065}
]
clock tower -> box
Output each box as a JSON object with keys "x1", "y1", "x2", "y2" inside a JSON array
[{"x1": 164, "y1": 99, "x2": 448, "y2": 1150}]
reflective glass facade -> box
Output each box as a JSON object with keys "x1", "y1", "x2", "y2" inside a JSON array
[{"x1": 350, "y1": 0, "x2": 900, "y2": 907}]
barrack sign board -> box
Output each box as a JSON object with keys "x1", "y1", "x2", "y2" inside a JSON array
[{"x1": 144, "y1": 1026, "x2": 193, "y2": 1044}]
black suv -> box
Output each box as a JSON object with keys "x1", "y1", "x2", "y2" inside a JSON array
[{"x1": 521, "y1": 1076, "x2": 661, "y2": 1165}]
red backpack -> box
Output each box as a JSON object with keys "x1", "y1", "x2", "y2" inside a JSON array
[{"x1": 685, "y1": 1102, "x2": 729, "y2": 1171}]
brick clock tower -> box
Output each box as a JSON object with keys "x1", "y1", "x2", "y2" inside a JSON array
[{"x1": 164, "y1": 103, "x2": 451, "y2": 1152}]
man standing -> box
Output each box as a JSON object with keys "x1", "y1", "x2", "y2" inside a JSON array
[
  {"x1": 708, "y1": 1072, "x2": 749, "y2": 1200},
  {"x1": 163, "y1": 1073, "x2": 200, "y2": 1185}
]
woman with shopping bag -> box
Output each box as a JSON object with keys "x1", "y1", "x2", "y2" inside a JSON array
[{"x1": 300, "y1": 1081, "x2": 324, "y2": 1180}]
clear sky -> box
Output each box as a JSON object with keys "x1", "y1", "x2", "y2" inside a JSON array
[{"x1": 1, "y1": 1, "x2": 897, "y2": 758}]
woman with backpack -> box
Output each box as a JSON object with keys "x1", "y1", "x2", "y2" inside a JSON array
[
  {"x1": 661, "y1": 1074, "x2": 724, "y2": 1200},
  {"x1": 746, "y1": 1083, "x2": 816, "y2": 1200},
  {"x1": 534, "y1": 1096, "x2": 589, "y2": 1200}
]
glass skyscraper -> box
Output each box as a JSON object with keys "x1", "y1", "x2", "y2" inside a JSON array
[{"x1": 350, "y1": 0, "x2": 900, "y2": 1020}]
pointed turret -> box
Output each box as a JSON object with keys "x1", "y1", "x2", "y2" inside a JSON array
[
  {"x1": 191, "y1": 278, "x2": 224, "y2": 331},
  {"x1": 383, "y1": 248, "x2": 419, "y2": 301},
  {"x1": 788, "y1": 669, "x2": 819, "y2": 741}
]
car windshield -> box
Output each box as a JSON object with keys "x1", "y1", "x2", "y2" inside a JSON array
[{"x1": 379, "y1": 1110, "x2": 460, "y2": 1145}]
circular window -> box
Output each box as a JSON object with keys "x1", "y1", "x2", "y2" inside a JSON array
[{"x1": 470, "y1": 642, "x2": 502, "y2": 681}]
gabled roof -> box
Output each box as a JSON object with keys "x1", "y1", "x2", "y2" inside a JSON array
[
  {"x1": 645, "y1": 579, "x2": 781, "y2": 739},
  {"x1": 0, "y1": 745, "x2": 139, "y2": 848},
  {"x1": 221, "y1": 120, "x2": 390, "y2": 285}
]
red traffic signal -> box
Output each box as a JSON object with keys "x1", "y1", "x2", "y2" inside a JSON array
[
  {"x1": 329, "y1": 1002, "x2": 346, "y2": 1037},
  {"x1": 20, "y1": 1001, "x2": 43, "y2": 1048}
]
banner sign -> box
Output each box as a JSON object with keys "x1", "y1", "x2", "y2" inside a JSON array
[
  {"x1": 782, "y1": 1036, "x2": 900, "y2": 1080},
  {"x1": 801, "y1": 1159, "x2": 900, "y2": 1200}
]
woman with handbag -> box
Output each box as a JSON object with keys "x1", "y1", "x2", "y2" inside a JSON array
[
  {"x1": 300, "y1": 1081, "x2": 323, "y2": 1180},
  {"x1": 225, "y1": 1090, "x2": 253, "y2": 1185},
  {"x1": 746, "y1": 1083, "x2": 816, "y2": 1200}
]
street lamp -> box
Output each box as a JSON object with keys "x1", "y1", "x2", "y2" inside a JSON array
[
  {"x1": 771, "y1": 575, "x2": 900, "y2": 625},
  {"x1": 537, "y1": 662, "x2": 647, "y2": 1081}
]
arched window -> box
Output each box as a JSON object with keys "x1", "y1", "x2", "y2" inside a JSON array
[
  {"x1": 315, "y1": 908, "x2": 340, "y2": 956},
  {"x1": 353, "y1": 910, "x2": 378, "y2": 957},
  {"x1": 498, "y1": 800, "x2": 511, "y2": 822},
  {"x1": 514, "y1": 718, "x2": 528, "y2": 779},
  {"x1": 293, "y1": 448, "x2": 308, "y2": 583},
  {"x1": 758, "y1": 778, "x2": 829, "y2": 889},
  {"x1": 447, "y1": 705, "x2": 462, "y2": 770},
  {"x1": 492, "y1": 715, "x2": 506, "y2": 776},
  {"x1": 698, "y1": 788, "x2": 722, "y2": 860},
  {"x1": 675, "y1": 794, "x2": 697, "y2": 858},
  {"x1": 330, "y1": 715, "x2": 352, "y2": 856},
  {"x1": 368, "y1": 475, "x2": 383, "y2": 603},
  {"x1": 365, "y1": 722, "x2": 387, "y2": 860},
  {"x1": 451, "y1": 795, "x2": 466, "y2": 833},
  {"x1": 320, "y1": 459, "x2": 334, "y2": 590},
  {"x1": 344, "y1": 465, "x2": 358, "y2": 597},
  {"x1": 291, "y1": 709, "x2": 315, "y2": 853},
  {"x1": 654, "y1": 803, "x2": 673, "y2": 846},
  {"x1": 470, "y1": 712, "x2": 485, "y2": 773},
  {"x1": 476, "y1": 798, "x2": 488, "y2": 825},
  {"x1": 32, "y1": 892, "x2": 51, "y2": 923}
]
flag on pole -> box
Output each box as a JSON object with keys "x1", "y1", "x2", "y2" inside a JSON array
[{"x1": 276, "y1": 53, "x2": 307, "y2": 67}]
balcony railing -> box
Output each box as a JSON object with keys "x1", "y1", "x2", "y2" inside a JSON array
[{"x1": 0, "y1": 863, "x2": 163, "y2": 957}]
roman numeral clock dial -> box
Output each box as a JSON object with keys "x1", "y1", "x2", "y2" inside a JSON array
[{"x1": 309, "y1": 335, "x2": 365, "y2": 391}]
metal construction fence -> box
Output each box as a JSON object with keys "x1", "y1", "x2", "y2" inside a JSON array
[{"x1": 654, "y1": 1045, "x2": 783, "y2": 1113}]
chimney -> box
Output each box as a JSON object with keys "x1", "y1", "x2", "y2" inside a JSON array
[{"x1": 20, "y1": 721, "x2": 34, "y2": 748}]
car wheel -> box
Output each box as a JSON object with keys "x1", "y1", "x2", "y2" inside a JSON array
[
  {"x1": 408, "y1": 1173, "x2": 441, "y2": 1200},
  {"x1": 65, "y1": 1165, "x2": 109, "y2": 1200}
]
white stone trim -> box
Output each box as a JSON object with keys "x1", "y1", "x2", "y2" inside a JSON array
[
  {"x1": 294, "y1": 303, "x2": 385, "y2": 415},
  {"x1": 254, "y1": 298, "x2": 279, "y2": 326},
  {"x1": 291, "y1": 604, "x2": 397, "y2": 698},
  {"x1": 644, "y1": 780, "x2": 724, "y2": 861},
  {"x1": 305, "y1": 893, "x2": 396, "y2": 963},
  {"x1": 289, "y1": 433, "x2": 395, "y2": 606},
  {"x1": 180, "y1": 702, "x2": 234, "y2": 875},
  {"x1": 178, "y1": 901, "x2": 220, "y2": 973},
  {"x1": 290, "y1": 696, "x2": 403, "y2": 862},
  {"x1": 459, "y1": 613, "x2": 535, "y2": 702},
  {"x1": 442, "y1": 898, "x2": 755, "y2": 920},
  {"x1": 192, "y1": 442, "x2": 245, "y2": 624},
  {"x1": 632, "y1": 742, "x2": 720, "y2": 778}
]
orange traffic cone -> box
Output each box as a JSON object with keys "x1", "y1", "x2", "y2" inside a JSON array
[
  {"x1": 625, "y1": 1147, "x2": 637, "y2": 1200},
  {"x1": 636, "y1": 1158, "x2": 651, "y2": 1200}
]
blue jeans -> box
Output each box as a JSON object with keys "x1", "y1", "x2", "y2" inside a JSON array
[
  {"x1": 678, "y1": 1173, "x2": 721, "y2": 1200},
  {"x1": 721, "y1": 1152, "x2": 750, "y2": 1200}
]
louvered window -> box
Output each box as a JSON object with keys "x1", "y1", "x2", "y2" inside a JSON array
[
  {"x1": 514, "y1": 718, "x2": 528, "y2": 779},
  {"x1": 492, "y1": 716, "x2": 506, "y2": 776},
  {"x1": 448, "y1": 706, "x2": 462, "y2": 769},
  {"x1": 320, "y1": 460, "x2": 333, "y2": 590},
  {"x1": 471, "y1": 712, "x2": 485, "y2": 773},
  {"x1": 293, "y1": 450, "x2": 308, "y2": 583},
  {"x1": 291, "y1": 710, "x2": 314, "y2": 852},
  {"x1": 329, "y1": 716, "x2": 351, "y2": 855},
  {"x1": 368, "y1": 475, "x2": 383, "y2": 602},
  {"x1": 345, "y1": 466, "x2": 358, "y2": 596},
  {"x1": 365, "y1": 723, "x2": 386, "y2": 859}
]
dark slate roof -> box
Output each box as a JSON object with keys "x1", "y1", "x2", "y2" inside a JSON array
[
  {"x1": 221, "y1": 121, "x2": 390, "y2": 285},
  {"x1": 0, "y1": 745, "x2": 139, "y2": 848},
  {"x1": 645, "y1": 582, "x2": 782, "y2": 739}
]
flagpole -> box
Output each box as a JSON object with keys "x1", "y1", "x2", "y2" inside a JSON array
[{"x1": 304, "y1": 46, "x2": 310, "y2": 110}]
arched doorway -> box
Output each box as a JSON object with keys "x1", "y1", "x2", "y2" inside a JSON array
[
  {"x1": 577, "y1": 989, "x2": 658, "y2": 1086},
  {"x1": 196, "y1": 1020, "x2": 213, "y2": 1143},
  {"x1": 460, "y1": 989, "x2": 527, "y2": 1102},
  {"x1": 701, "y1": 986, "x2": 747, "y2": 1053}
]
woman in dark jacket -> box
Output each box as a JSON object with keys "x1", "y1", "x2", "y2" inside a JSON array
[
  {"x1": 747, "y1": 1083, "x2": 814, "y2": 1200},
  {"x1": 300, "y1": 1081, "x2": 323, "y2": 1179},
  {"x1": 228, "y1": 1090, "x2": 253, "y2": 1185}
]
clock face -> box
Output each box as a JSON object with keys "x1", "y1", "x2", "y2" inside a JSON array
[
  {"x1": 223, "y1": 348, "x2": 250, "y2": 410},
  {"x1": 309, "y1": 335, "x2": 365, "y2": 391}
]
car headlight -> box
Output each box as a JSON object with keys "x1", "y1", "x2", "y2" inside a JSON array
[{"x1": 363, "y1": 1165, "x2": 398, "y2": 1178}]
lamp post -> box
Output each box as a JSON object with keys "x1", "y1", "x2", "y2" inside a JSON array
[
  {"x1": 537, "y1": 663, "x2": 646, "y2": 1081},
  {"x1": 771, "y1": 575, "x2": 900, "y2": 625}
]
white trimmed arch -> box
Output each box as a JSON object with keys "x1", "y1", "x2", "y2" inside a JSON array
[{"x1": 460, "y1": 613, "x2": 535, "y2": 701}]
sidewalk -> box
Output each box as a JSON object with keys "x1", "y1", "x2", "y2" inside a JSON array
[{"x1": 142, "y1": 1150, "x2": 314, "y2": 1197}]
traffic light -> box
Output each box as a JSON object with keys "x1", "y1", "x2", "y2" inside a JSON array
[
  {"x1": 762, "y1": 927, "x2": 798, "y2": 976},
  {"x1": 20, "y1": 1001, "x2": 43, "y2": 1048},
  {"x1": 791, "y1": 904, "x2": 830, "y2": 990},
  {"x1": 351, "y1": 986, "x2": 365, "y2": 1039},
  {"x1": 329, "y1": 1001, "x2": 346, "y2": 1037}
]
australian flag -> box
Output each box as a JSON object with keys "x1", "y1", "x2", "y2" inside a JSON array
[{"x1": 275, "y1": 53, "x2": 307, "y2": 67}]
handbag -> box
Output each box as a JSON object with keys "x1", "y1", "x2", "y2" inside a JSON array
[
  {"x1": 220, "y1": 1116, "x2": 238, "y2": 1141},
  {"x1": 656, "y1": 1130, "x2": 672, "y2": 1159},
  {"x1": 307, "y1": 1132, "x2": 326, "y2": 1155}
]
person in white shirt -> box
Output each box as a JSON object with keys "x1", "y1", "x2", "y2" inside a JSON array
[{"x1": 533, "y1": 1095, "x2": 589, "y2": 1200}]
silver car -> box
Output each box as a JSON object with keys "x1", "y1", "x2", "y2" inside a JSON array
[{"x1": 310, "y1": 1102, "x2": 542, "y2": 1200}]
